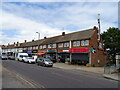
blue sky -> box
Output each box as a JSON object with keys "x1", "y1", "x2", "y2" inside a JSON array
[{"x1": 0, "y1": 1, "x2": 118, "y2": 45}]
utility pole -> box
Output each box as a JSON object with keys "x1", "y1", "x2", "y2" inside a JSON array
[{"x1": 97, "y1": 14, "x2": 101, "y2": 44}]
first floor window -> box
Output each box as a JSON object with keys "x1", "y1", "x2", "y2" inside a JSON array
[
  {"x1": 58, "y1": 43, "x2": 63, "y2": 48},
  {"x1": 52, "y1": 44, "x2": 56, "y2": 48},
  {"x1": 64, "y1": 42, "x2": 69, "y2": 47},
  {"x1": 81, "y1": 40, "x2": 89, "y2": 46},
  {"x1": 73, "y1": 41, "x2": 80, "y2": 46}
]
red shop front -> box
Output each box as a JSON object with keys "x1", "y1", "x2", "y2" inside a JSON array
[{"x1": 69, "y1": 48, "x2": 90, "y2": 65}]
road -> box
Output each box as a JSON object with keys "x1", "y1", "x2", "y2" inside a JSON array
[{"x1": 2, "y1": 59, "x2": 119, "y2": 88}]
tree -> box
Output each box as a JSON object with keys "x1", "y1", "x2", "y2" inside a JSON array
[{"x1": 101, "y1": 27, "x2": 120, "y2": 62}]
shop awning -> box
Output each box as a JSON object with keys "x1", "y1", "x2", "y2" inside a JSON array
[{"x1": 34, "y1": 53, "x2": 46, "y2": 55}]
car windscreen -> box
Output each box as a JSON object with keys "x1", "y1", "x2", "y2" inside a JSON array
[
  {"x1": 28, "y1": 57, "x2": 34, "y2": 59},
  {"x1": 44, "y1": 59, "x2": 51, "y2": 61}
]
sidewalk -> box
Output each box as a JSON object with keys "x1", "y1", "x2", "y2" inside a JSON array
[
  {"x1": 53, "y1": 63, "x2": 104, "y2": 74},
  {"x1": 103, "y1": 73, "x2": 120, "y2": 81}
]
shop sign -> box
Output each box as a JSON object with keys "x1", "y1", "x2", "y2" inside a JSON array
[
  {"x1": 69, "y1": 48, "x2": 89, "y2": 53},
  {"x1": 63, "y1": 50, "x2": 69, "y2": 52},
  {"x1": 32, "y1": 50, "x2": 38, "y2": 53},
  {"x1": 58, "y1": 49, "x2": 69, "y2": 53},
  {"x1": 47, "y1": 49, "x2": 56, "y2": 53},
  {"x1": 38, "y1": 50, "x2": 46, "y2": 53},
  {"x1": 27, "y1": 51, "x2": 32, "y2": 53},
  {"x1": 23, "y1": 50, "x2": 27, "y2": 53}
]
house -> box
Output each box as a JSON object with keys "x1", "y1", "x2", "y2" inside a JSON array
[{"x1": 1, "y1": 26, "x2": 107, "y2": 66}]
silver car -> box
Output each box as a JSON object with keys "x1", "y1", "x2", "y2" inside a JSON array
[
  {"x1": 1, "y1": 55, "x2": 8, "y2": 60},
  {"x1": 37, "y1": 58, "x2": 53, "y2": 67}
]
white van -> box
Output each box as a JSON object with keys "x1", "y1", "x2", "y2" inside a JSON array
[{"x1": 17, "y1": 53, "x2": 28, "y2": 62}]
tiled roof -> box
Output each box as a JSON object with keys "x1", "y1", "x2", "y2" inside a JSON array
[{"x1": 3, "y1": 27, "x2": 97, "y2": 48}]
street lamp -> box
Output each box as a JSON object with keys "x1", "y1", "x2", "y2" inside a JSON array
[{"x1": 36, "y1": 32, "x2": 40, "y2": 40}]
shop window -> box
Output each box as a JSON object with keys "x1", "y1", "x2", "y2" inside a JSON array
[
  {"x1": 73, "y1": 41, "x2": 80, "y2": 46},
  {"x1": 58, "y1": 43, "x2": 63, "y2": 48},
  {"x1": 52, "y1": 44, "x2": 56, "y2": 48},
  {"x1": 43, "y1": 45, "x2": 46, "y2": 49},
  {"x1": 64, "y1": 42, "x2": 69, "y2": 47},
  {"x1": 81, "y1": 40, "x2": 89, "y2": 46}
]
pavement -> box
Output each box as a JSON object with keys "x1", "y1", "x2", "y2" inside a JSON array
[
  {"x1": 53, "y1": 62, "x2": 120, "y2": 81},
  {"x1": 53, "y1": 62, "x2": 104, "y2": 74}
]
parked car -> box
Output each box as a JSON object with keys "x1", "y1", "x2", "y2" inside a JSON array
[
  {"x1": 1, "y1": 55, "x2": 8, "y2": 60},
  {"x1": 8, "y1": 56, "x2": 15, "y2": 60},
  {"x1": 27, "y1": 57, "x2": 36, "y2": 63},
  {"x1": 37, "y1": 58, "x2": 53, "y2": 67},
  {"x1": 17, "y1": 53, "x2": 28, "y2": 62}
]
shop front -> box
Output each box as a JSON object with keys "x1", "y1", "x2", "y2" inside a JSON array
[
  {"x1": 47, "y1": 49, "x2": 57, "y2": 63},
  {"x1": 34, "y1": 50, "x2": 46, "y2": 58},
  {"x1": 69, "y1": 48, "x2": 89, "y2": 65},
  {"x1": 57, "y1": 49, "x2": 70, "y2": 63}
]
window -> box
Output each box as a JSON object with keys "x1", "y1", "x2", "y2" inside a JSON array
[
  {"x1": 48, "y1": 45, "x2": 51, "y2": 48},
  {"x1": 73, "y1": 41, "x2": 80, "y2": 46},
  {"x1": 33, "y1": 46, "x2": 36, "y2": 49},
  {"x1": 99, "y1": 43, "x2": 102, "y2": 48},
  {"x1": 52, "y1": 44, "x2": 56, "y2": 48},
  {"x1": 64, "y1": 43, "x2": 69, "y2": 47},
  {"x1": 58, "y1": 43, "x2": 63, "y2": 48},
  {"x1": 40, "y1": 45, "x2": 42, "y2": 49},
  {"x1": 35, "y1": 46, "x2": 38, "y2": 49},
  {"x1": 81, "y1": 40, "x2": 89, "y2": 46},
  {"x1": 43, "y1": 45, "x2": 46, "y2": 49}
]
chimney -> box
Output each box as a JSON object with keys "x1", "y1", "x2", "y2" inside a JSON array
[
  {"x1": 62, "y1": 32, "x2": 65, "y2": 36},
  {"x1": 32, "y1": 40, "x2": 34, "y2": 42},
  {"x1": 44, "y1": 37, "x2": 47, "y2": 39},
  {"x1": 24, "y1": 40, "x2": 27, "y2": 43},
  {"x1": 17, "y1": 42, "x2": 19, "y2": 44},
  {"x1": 14, "y1": 42, "x2": 15, "y2": 44},
  {"x1": 93, "y1": 26, "x2": 98, "y2": 30},
  {"x1": 8, "y1": 43, "x2": 9, "y2": 45}
]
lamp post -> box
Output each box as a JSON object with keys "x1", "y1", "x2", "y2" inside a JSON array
[{"x1": 36, "y1": 32, "x2": 40, "y2": 40}]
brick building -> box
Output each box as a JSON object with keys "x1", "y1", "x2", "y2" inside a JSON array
[{"x1": 1, "y1": 26, "x2": 107, "y2": 66}]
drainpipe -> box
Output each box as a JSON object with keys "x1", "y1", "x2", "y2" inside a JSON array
[{"x1": 69, "y1": 40, "x2": 72, "y2": 62}]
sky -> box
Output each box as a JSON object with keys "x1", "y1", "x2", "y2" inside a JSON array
[{"x1": 0, "y1": 0, "x2": 118, "y2": 45}]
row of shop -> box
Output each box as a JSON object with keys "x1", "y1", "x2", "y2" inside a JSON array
[{"x1": 20, "y1": 48, "x2": 90, "y2": 64}]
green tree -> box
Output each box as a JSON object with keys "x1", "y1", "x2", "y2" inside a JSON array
[{"x1": 101, "y1": 27, "x2": 120, "y2": 62}]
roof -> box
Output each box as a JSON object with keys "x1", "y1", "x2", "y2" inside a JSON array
[
  {"x1": 3, "y1": 27, "x2": 97, "y2": 48},
  {"x1": 41, "y1": 28, "x2": 95, "y2": 44}
]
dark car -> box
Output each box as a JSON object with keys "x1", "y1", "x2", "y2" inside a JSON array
[
  {"x1": 8, "y1": 56, "x2": 15, "y2": 60},
  {"x1": 37, "y1": 58, "x2": 53, "y2": 67}
]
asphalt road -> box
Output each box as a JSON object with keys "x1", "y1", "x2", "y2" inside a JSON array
[{"x1": 2, "y1": 59, "x2": 119, "y2": 88}]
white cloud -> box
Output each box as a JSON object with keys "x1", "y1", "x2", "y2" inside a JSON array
[
  {"x1": 1, "y1": 11, "x2": 69, "y2": 45},
  {"x1": 1, "y1": 2, "x2": 118, "y2": 45}
]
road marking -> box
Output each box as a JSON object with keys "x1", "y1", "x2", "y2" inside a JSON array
[{"x1": 2, "y1": 66, "x2": 45, "y2": 88}]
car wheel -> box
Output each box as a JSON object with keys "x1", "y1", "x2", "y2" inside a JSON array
[
  {"x1": 37, "y1": 63, "x2": 39, "y2": 66},
  {"x1": 43, "y1": 63, "x2": 46, "y2": 67}
]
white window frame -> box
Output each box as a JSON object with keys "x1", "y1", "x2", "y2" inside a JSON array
[
  {"x1": 73, "y1": 41, "x2": 80, "y2": 47},
  {"x1": 64, "y1": 42, "x2": 69, "y2": 47},
  {"x1": 43, "y1": 45, "x2": 46, "y2": 49},
  {"x1": 52, "y1": 44, "x2": 56, "y2": 48},
  {"x1": 40, "y1": 45, "x2": 42, "y2": 49},
  {"x1": 81, "y1": 40, "x2": 89, "y2": 46},
  {"x1": 48, "y1": 45, "x2": 51, "y2": 48},
  {"x1": 58, "y1": 43, "x2": 63, "y2": 48}
]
